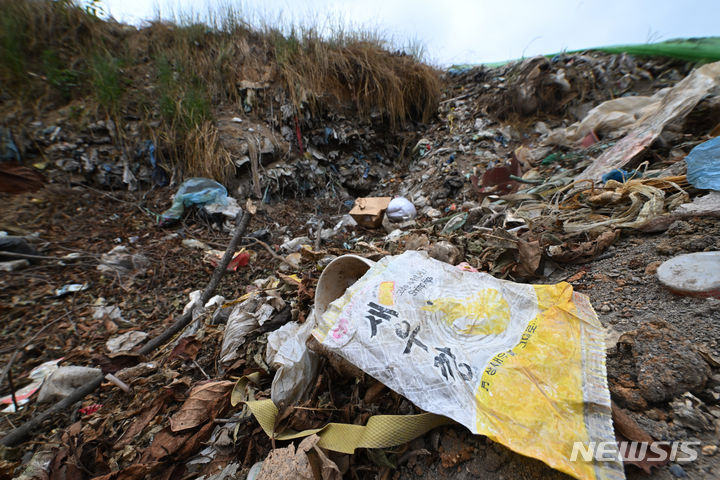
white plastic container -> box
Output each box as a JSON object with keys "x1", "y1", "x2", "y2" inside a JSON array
[{"x1": 657, "y1": 251, "x2": 720, "y2": 298}]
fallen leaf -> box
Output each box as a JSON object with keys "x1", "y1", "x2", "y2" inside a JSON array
[
  {"x1": 309, "y1": 443, "x2": 342, "y2": 480},
  {"x1": 612, "y1": 402, "x2": 670, "y2": 473},
  {"x1": 515, "y1": 240, "x2": 541, "y2": 277},
  {"x1": 174, "y1": 421, "x2": 215, "y2": 459},
  {"x1": 363, "y1": 381, "x2": 386, "y2": 404},
  {"x1": 140, "y1": 428, "x2": 194, "y2": 463},
  {"x1": 115, "y1": 390, "x2": 172, "y2": 450},
  {"x1": 169, "y1": 380, "x2": 234, "y2": 432},
  {"x1": 567, "y1": 270, "x2": 586, "y2": 282},
  {"x1": 103, "y1": 318, "x2": 118, "y2": 334},
  {"x1": 168, "y1": 336, "x2": 201, "y2": 362},
  {"x1": 97, "y1": 352, "x2": 141, "y2": 375},
  {"x1": 49, "y1": 448, "x2": 83, "y2": 480},
  {"x1": 89, "y1": 462, "x2": 159, "y2": 480},
  {"x1": 106, "y1": 331, "x2": 148, "y2": 354},
  {"x1": 546, "y1": 230, "x2": 619, "y2": 264}
]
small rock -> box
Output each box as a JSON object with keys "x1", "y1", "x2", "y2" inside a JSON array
[
  {"x1": 610, "y1": 384, "x2": 648, "y2": 411},
  {"x1": 671, "y1": 398, "x2": 711, "y2": 431},
  {"x1": 702, "y1": 445, "x2": 717, "y2": 456},
  {"x1": 428, "y1": 241, "x2": 461, "y2": 265},
  {"x1": 656, "y1": 240, "x2": 679, "y2": 256},
  {"x1": 599, "y1": 304, "x2": 611, "y2": 313},
  {"x1": 669, "y1": 463, "x2": 687, "y2": 478},
  {"x1": 424, "y1": 207, "x2": 442, "y2": 218},
  {"x1": 615, "y1": 321, "x2": 710, "y2": 404},
  {"x1": 667, "y1": 220, "x2": 694, "y2": 236}
]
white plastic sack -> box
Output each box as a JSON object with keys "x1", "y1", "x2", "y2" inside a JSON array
[
  {"x1": 312, "y1": 251, "x2": 620, "y2": 480},
  {"x1": 266, "y1": 316, "x2": 319, "y2": 405}
]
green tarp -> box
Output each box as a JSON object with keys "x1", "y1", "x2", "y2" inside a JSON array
[{"x1": 448, "y1": 37, "x2": 720, "y2": 73}]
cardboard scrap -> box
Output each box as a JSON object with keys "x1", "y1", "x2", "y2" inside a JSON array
[{"x1": 349, "y1": 197, "x2": 391, "y2": 228}]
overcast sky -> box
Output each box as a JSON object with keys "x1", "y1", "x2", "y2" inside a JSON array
[{"x1": 102, "y1": 0, "x2": 720, "y2": 66}]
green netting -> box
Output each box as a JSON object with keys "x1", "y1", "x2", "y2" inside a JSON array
[
  {"x1": 448, "y1": 37, "x2": 720, "y2": 73},
  {"x1": 590, "y1": 37, "x2": 720, "y2": 63}
]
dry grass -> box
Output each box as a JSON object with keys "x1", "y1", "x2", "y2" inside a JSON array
[
  {"x1": 0, "y1": 0, "x2": 121, "y2": 99},
  {"x1": 271, "y1": 28, "x2": 442, "y2": 127},
  {"x1": 1, "y1": 0, "x2": 442, "y2": 184}
]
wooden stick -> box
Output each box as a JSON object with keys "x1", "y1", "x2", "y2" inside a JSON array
[
  {"x1": 7, "y1": 369, "x2": 19, "y2": 412},
  {"x1": 138, "y1": 210, "x2": 251, "y2": 356},
  {"x1": 1, "y1": 210, "x2": 252, "y2": 447}
]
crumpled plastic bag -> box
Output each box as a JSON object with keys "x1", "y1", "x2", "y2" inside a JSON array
[
  {"x1": 37, "y1": 366, "x2": 102, "y2": 403},
  {"x1": 266, "y1": 317, "x2": 319, "y2": 406},
  {"x1": 573, "y1": 61, "x2": 720, "y2": 184},
  {"x1": 312, "y1": 250, "x2": 621, "y2": 480},
  {"x1": 685, "y1": 135, "x2": 720, "y2": 190},
  {"x1": 160, "y1": 177, "x2": 234, "y2": 225},
  {"x1": 543, "y1": 94, "x2": 663, "y2": 146},
  {"x1": 386, "y1": 197, "x2": 417, "y2": 222}
]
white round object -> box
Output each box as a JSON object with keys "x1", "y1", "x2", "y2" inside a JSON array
[
  {"x1": 657, "y1": 251, "x2": 720, "y2": 298},
  {"x1": 386, "y1": 197, "x2": 417, "y2": 223}
]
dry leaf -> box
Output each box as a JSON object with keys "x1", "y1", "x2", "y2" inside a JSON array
[
  {"x1": 611, "y1": 402, "x2": 670, "y2": 473},
  {"x1": 140, "y1": 428, "x2": 194, "y2": 463},
  {"x1": 245, "y1": 199, "x2": 257, "y2": 215},
  {"x1": 547, "y1": 230, "x2": 619, "y2": 264},
  {"x1": 169, "y1": 380, "x2": 234, "y2": 432},
  {"x1": 89, "y1": 463, "x2": 159, "y2": 480},
  {"x1": 115, "y1": 390, "x2": 172, "y2": 450},
  {"x1": 516, "y1": 240, "x2": 541, "y2": 277},
  {"x1": 168, "y1": 336, "x2": 201, "y2": 362}
]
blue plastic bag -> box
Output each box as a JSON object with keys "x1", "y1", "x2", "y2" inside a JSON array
[
  {"x1": 159, "y1": 178, "x2": 228, "y2": 225},
  {"x1": 601, "y1": 168, "x2": 642, "y2": 183},
  {"x1": 686, "y1": 136, "x2": 720, "y2": 190}
]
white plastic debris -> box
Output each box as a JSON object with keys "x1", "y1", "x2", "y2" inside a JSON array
[
  {"x1": 106, "y1": 331, "x2": 149, "y2": 353},
  {"x1": 97, "y1": 245, "x2": 149, "y2": 278},
  {"x1": 93, "y1": 303, "x2": 126, "y2": 324},
  {"x1": 54, "y1": 283, "x2": 88, "y2": 297},
  {"x1": 266, "y1": 317, "x2": 319, "y2": 405},
  {"x1": 202, "y1": 195, "x2": 242, "y2": 221},
  {"x1": 37, "y1": 366, "x2": 102, "y2": 403},
  {"x1": 657, "y1": 251, "x2": 720, "y2": 298},
  {"x1": 176, "y1": 292, "x2": 226, "y2": 342},
  {"x1": 281, "y1": 236, "x2": 311, "y2": 253},
  {"x1": 1, "y1": 359, "x2": 61, "y2": 412},
  {"x1": 182, "y1": 239, "x2": 211, "y2": 250},
  {"x1": 333, "y1": 214, "x2": 358, "y2": 231}
]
